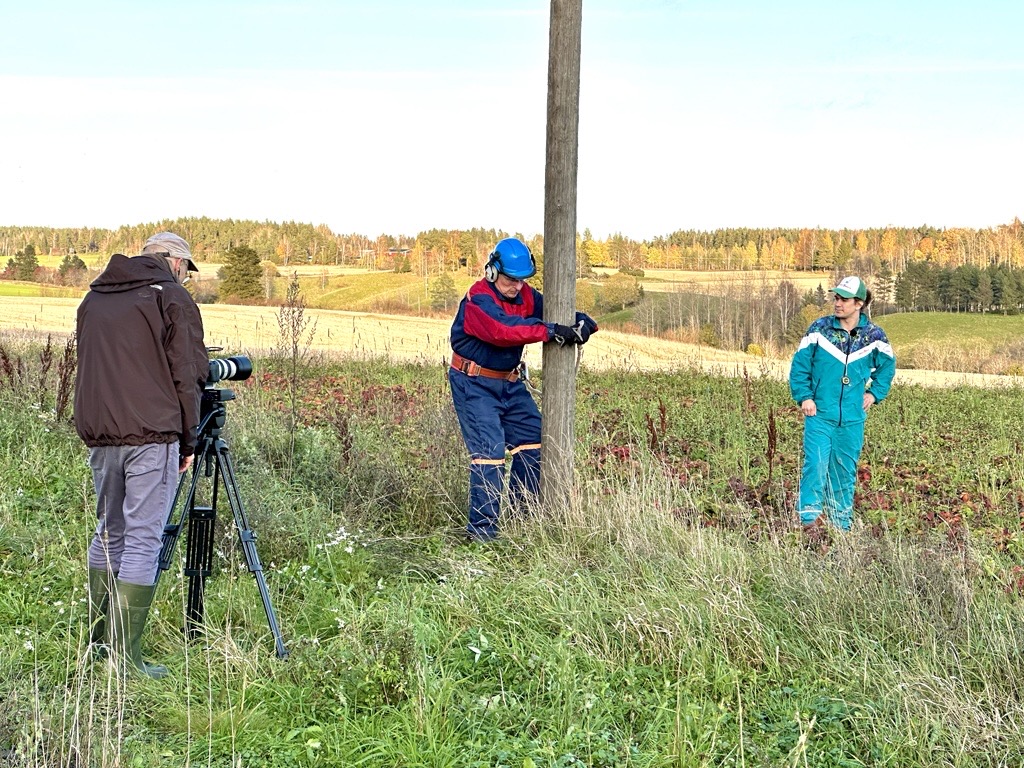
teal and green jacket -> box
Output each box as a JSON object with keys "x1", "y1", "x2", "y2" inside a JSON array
[{"x1": 789, "y1": 314, "x2": 896, "y2": 425}]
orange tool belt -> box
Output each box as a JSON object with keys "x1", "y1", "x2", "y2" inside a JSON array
[{"x1": 450, "y1": 352, "x2": 520, "y2": 382}]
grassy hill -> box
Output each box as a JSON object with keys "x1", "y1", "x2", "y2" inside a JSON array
[
  {"x1": 284, "y1": 271, "x2": 474, "y2": 313},
  {"x1": 877, "y1": 311, "x2": 1024, "y2": 373}
]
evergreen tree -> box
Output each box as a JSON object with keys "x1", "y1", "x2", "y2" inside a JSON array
[
  {"x1": 835, "y1": 238, "x2": 853, "y2": 271},
  {"x1": 219, "y1": 245, "x2": 263, "y2": 301},
  {"x1": 9, "y1": 244, "x2": 39, "y2": 281},
  {"x1": 974, "y1": 270, "x2": 994, "y2": 312},
  {"x1": 57, "y1": 253, "x2": 88, "y2": 286},
  {"x1": 429, "y1": 272, "x2": 458, "y2": 312},
  {"x1": 1000, "y1": 270, "x2": 1021, "y2": 314},
  {"x1": 948, "y1": 265, "x2": 979, "y2": 311},
  {"x1": 875, "y1": 263, "x2": 895, "y2": 307}
]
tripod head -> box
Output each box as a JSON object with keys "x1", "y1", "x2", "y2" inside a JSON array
[{"x1": 198, "y1": 386, "x2": 234, "y2": 440}]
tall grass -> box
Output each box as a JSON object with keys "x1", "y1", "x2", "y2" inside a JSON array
[{"x1": 2, "y1": 333, "x2": 1024, "y2": 766}]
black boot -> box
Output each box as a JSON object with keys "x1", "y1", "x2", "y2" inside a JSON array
[
  {"x1": 111, "y1": 579, "x2": 168, "y2": 679},
  {"x1": 87, "y1": 568, "x2": 112, "y2": 660}
]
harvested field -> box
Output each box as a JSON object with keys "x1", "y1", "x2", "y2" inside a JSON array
[{"x1": 1, "y1": 296, "x2": 1017, "y2": 389}]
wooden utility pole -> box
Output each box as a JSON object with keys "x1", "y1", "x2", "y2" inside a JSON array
[{"x1": 540, "y1": 0, "x2": 583, "y2": 509}]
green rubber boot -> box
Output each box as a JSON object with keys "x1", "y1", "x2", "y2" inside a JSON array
[
  {"x1": 111, "y1": 579, "x2": 168, "y2": 680},
  {"x1": 87, "y1": 568, "x2": 112, "y2": 660}
]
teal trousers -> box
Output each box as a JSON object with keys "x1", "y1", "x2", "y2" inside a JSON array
[{"x1": 798, "y1": 416, "x2": 865, "y2": 531}]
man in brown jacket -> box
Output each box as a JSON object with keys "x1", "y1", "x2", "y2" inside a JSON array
[{"x1": 74, "y1": 231, "x2": 209, "y2": 678}]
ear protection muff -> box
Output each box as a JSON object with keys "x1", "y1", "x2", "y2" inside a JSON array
[{"x1": 483, "y1": 255, "x2": 499, "y2": 282}]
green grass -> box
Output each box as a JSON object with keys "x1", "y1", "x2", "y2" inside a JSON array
[
  {"x1": 278, "y1": 271, "x2": 470, "y2": 312},
  {"x1": 877, "y1": 310, "x2": 1024, "y2": 348},
  {"x1": 4, "y1": 334, "x2": 1024, "y2": 766},
  {"x1": 876, "y1": 311, "x2": 1024, "y2": 373},
  {"x1": 0, "y1": 280, "x2": 83, "y2": 298}
]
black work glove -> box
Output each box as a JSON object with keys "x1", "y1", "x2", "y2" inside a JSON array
[
  {"x1": 549, "y1": 323, "x2": 582, "y2": 346},
  {"x1": 574, "y1": 312, "x2": 598, "y2": 344}
]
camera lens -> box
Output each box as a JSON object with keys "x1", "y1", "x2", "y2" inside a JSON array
[{"x1": 207, "y1": 355, "x2": 253, "y2": 384}]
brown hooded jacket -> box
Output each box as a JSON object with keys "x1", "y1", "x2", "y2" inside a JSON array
[{"x1": 74, "y1": 253, "x2": 209, "y2": 456}]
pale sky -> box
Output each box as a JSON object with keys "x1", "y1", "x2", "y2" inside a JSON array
[{"x1": 1, "y1": 0, "x2": 1021, "y2": 239}]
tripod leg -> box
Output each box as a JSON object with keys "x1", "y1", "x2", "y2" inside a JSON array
[
  {"x1": 157, "y1": 450, "x2": 204, "y2": 586},
  {"x1": 183, "y1": 505, "x2": 215, "y2": 641},
  {"x1": 214, "y1": 440, "x2": 289, "y2": 659}
]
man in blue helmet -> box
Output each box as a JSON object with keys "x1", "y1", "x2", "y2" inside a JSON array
[{"x1": 449, "y1": 237, "x2": 598, "y2": 542}]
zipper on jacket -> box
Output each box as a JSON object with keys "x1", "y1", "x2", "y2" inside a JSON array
[{"x1": 838, "y1": 329, "x2": 854, "y2": 426}]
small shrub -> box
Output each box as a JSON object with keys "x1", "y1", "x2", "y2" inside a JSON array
[{"x1": 698, "y1": 323, "x2": 720, "y2": 347}]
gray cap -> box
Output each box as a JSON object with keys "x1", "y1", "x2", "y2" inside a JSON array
[{"x1": 142, "y1": 232, "x2": 198, "y2": 272}]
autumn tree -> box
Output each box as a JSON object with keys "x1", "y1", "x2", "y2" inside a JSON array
[
  {"x1": 795, "y1": 230, "x2": 816, "y2": 270},
  {"x1": 577, "y1": 230, "x2": 597, "y2": 277},
  {"x1": 815, "y1": 232, "x2": 835, "y2": 270},
  {"x1": 766, "y1": 236, "x2": 794, "y2": 270},
  {"x1": 600, "y1": 272, "x2": 641, "y2": 310},
  {"x1": 580, "y1": 236, "x2": 607, "y2": 270},
  {"x1": 880, "y1": 229, "x2": 900, "y2": 270},
  {"x1": 262, "y1": 260, "x2": 280, "y2": 301}
]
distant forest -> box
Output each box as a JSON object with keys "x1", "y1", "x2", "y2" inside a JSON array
[{"x1": 3, "y1": 217, "x2": 1024, "y2": 315}]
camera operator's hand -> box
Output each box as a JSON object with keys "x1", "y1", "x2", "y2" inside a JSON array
[
  {"x1": 179, "y1": 454, "x2": 194, "y2": 474},
  {"x1": 549, "y1": 323, "x2": 582, "y2": 346}
]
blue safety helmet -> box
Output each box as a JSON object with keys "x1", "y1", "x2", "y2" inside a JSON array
[{"x1": 485, "y1": 238, "x2": 536, "y2": 281}]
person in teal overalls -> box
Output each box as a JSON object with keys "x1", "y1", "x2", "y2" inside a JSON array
[{"x1": 789, "y1": 276, "x2": 896, "y2": 531}]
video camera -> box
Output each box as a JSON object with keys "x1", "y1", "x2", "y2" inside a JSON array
[
  {"x1": 200, "y1": 350, "x2": 253, "y2": 432},
  {"x1": 207, "y1": 353, "x2": 252, "y2": 386}
]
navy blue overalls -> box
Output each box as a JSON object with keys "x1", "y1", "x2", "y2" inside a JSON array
[{"x1": 449, "y1": 279, "x2": 551, "y2": 541}]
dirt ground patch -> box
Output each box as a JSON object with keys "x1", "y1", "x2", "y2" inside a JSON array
[{"x1": 1, "y1": 296, "x2": 1017, "y2": 389}]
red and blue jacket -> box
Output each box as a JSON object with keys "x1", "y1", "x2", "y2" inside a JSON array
[{"x1": 450, "y1": 279, "x2": 552, "y2": 371}]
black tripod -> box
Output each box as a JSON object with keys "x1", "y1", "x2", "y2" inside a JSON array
[{"x1": 157, "y1": 385, "x2": 288, "y2": 659}]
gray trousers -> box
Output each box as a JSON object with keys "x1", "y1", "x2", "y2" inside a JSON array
[{"x1": 87, "y1": 443, "x2": 178, "y2": 586}]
